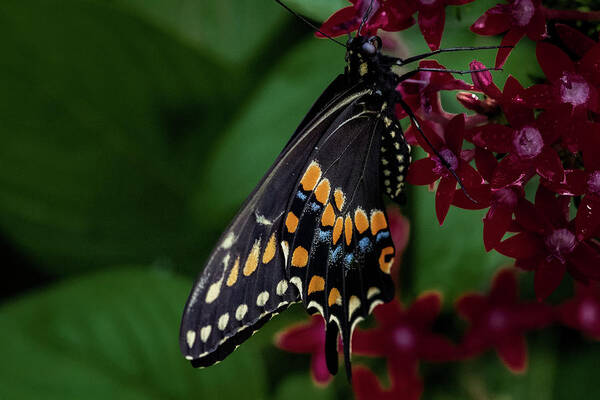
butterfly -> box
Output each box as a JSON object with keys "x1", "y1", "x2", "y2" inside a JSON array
[{"x1": 179, "y1": 11, "x2": 496, "y2": 380}]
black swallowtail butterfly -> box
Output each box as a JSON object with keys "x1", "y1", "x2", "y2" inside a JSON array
[{"x1": 180, "y1": 6, "x2": 495, "y2": 380}]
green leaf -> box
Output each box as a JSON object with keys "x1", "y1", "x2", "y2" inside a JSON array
[
  {"x1": 103, "y1": 0, "x2": 287, "y2": 65},
  {"x1": 285, "y1": 0, "x2": 348, "y2": 22},
  {"x1": 0, "y1": 267, "x2": 297, "y2": 399},
  {"x1": 274, "y1": 373, "x2": 335, "y2": 400},
  {"x1": 0, "y1": 0, "x2": 239, "y2": 274}
]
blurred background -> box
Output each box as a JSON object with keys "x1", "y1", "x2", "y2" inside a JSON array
[{"x1": 2, "y1": 0, "x2": 597, "y2": 398}]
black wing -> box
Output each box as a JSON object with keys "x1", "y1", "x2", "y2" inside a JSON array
[
  {"x1": 280, "y1": 96, "x2": 396, "y2": 378},
  {"x1": 179, "y1": 75, "x2": 376, "y2": 367}
]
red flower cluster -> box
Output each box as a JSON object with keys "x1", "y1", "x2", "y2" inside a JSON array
[{"x1": 275, "y1": 0, "x2": 600, "y2": 397}]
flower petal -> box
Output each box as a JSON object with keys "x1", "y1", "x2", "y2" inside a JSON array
[
  {"x1": 496, "y1": 29, "x2": 525, "y2": 68},
  {"x1": 470, "y1": 5, "x2": 511, "y2": 36},
  {"x1": 407, "y1": 157, "x2": 440, "y2": 185},
  {"x1": 418, "y1": 4, "x2": 445, "y2": 51},
  {"x1": 471, "y1": 61, "x2": 503, "y2": 99},
  {"x1": 537, "y1": 42, "x2": 575, "y2": 80},
  {"x1": 456, "y1": 293, "x2": 487, "y2": 320},
  {"x1": 310, "y1": 351, "x2": 332, "y2": 386},
  {"x1": 490, "y1": 268, "x2": 518, "y2": 303},
  {"x1": 496, "y1": 232, "x2": 543, "y2": 259},
  {"x1": 534, "y1": 257, "x2": 566, "y2": 300},
  {"x1": 496, "y1": 333, "x2": 527, "y2": 373},
  {"x1": 484, "y1": 204, "x2": 514, "y2": 251},
  {"x1": 435, "y1": 176, "x2": 456, "y2": 225},
  {"x1": 534, "y1": 147, "x2": 565, "y2": 183},
  {"x1": 407, "y1": 291, "x2": 442, "y2": 324},
  {"x1": 556, "y1": 23, "x2": 596, "y2": 57}
]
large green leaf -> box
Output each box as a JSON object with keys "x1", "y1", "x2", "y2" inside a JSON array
[
  {"x1": 0, "y1": 0, "x2": 240, "y2": 274},
  {"x1": 103, "y1": 0, "x2": 287, "y2": 65},
  {"x1": 0, "y1": 267, "x2": 304, "y2": 399}
]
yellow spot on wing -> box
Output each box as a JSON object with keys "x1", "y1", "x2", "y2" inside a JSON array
[
  {"x1": 262, "y1": 233, "x2": 276, "y2": 264},
  {"x1": 354, "y1": 208, "x2": 369, "y2": 234},
  {"x1": 291, "y1": 246, "x2": 308, "y2": 267},
  {"x1": 332, "y1": 217, "x2": 343, "y2": 245},
  {"x1": 370, "y1": 210, "x2": 388, "y2": 235},
  {"x1": 307, "y1": 276, "x2": 325, "y2": 295},
  {"x1": 226, "y1": 256, "x2": 240, "y2": 286},
  {"x1": 285, "y1": 212, "x2": 299, "y2": 233},
  {"x1": 314, "y1": 178, "x2": 331, "y2": 204},
  {"x1": 378, "y1": 246, "x2": 395, "y2": 273},
  {"x1": 348, "y1": 295, "x2": 361, "y2": 318},
  {"x1": 243, "y1": 240, "x2": 261, "y2": 276},
  {"x1": 321, "y1": 203, "x2": 335, "y2": 227},
  {"x1": 328, "y1": 288, "x2": 342, "y2": 307},
  {"x1": 300, "y1": 161, "x2": 321, "y2": 191},
  {"x1": 344, "y1": 215, "x2": 353, "y2": 246},
  {"x1": 334, "y1": 189, "x2": 345, "y2": 210}
]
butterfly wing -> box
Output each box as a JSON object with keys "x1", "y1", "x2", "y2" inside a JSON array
[
  {"x1": 281, "y1": 96, "x2": 396, "y2": 378},
  {"x1": 179, "y1": 76, "x2": 375, "y2": 366}
]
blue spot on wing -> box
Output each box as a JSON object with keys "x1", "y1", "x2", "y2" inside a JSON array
[
  {"x1": 317, "y1": 229, "x2": 332, "y2": 243},
  {"x1": 296, "y1": 191, "x2": 307, "y2": 201},
  {"x1": 358, "y1": 237, "x2": 372, "y2": 252},
  {"x1": 376, "y1": 231, "x2": 390, "y2": 243}
]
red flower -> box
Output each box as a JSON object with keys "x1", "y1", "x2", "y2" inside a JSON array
[
  {"x1": 352, "y1": 293, "x2": 457, "y2": 373},
  {"x1": 397, "y1": 60, "x2": 474, "y2": 126},
  {"x1": 467, "y1": 90, "x2": 564, "y2": 187},
  {"x1": 522, "y1": 42, "x2": 600, "y2": 116},
  {"x1": 456, "y1": 269, "x2": 554, "y2": 372},
  {"x1": 495, "y1": 187, "x2": 600, "y2": 299},
  {"x1": 471, "y1": 0, "x2": 547, "y2": 67},
  {"x1": 319, "y1": 0, "x2": 415, "y2": 37},
  {"x1": 409, "y1": 0, "x2": 476, "y2": 51},
  {"x1": 353, "y1": 365, "x2": 423, "y2": 400},
  {"x1": 452, "y1": 148, "x2": 528, "y2": 251},
  {"x1": 558, "y1": 282, "x2": 600, "y2": 339},
  {"x1": 407, "y1": 114, "x2": 482, "y2": 224},
  {"x1": 275, "y1": 315, "x2": 331, "y2": 386}
]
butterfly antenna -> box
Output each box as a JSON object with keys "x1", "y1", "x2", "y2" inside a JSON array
[
  {"x1": 358, "y1": 0, "x2": 375, "y2": 37},
  {"x1": 397, "y1": 97, "x2": 478, "y2": 204},
  {"x1": 274, "y1": 0, "x2": 346, "y2": 47}
]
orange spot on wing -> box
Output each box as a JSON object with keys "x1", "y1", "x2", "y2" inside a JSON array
[
  {"x1": 370, "y1": 210, "x2": 388, "y2": 235},
  {"x1": 226, "y1": 256, "x2": 240, "y2": 286},
  {"x1": 291, "y1": 246, "x2": 308, "y2": 267},
  {"x1": 334, "y1": 189, "x2": 345, "y2": 210},
  {"x1": 300, "y1": 162, "x2": 321, "y2": 191},
  {"x1": 344, "y1": 215, "x2": 353, "y2": 246},
  {"x1": 285, "y1": 212, "x2": 299, "y2": 233},
  {"x1": 321, "y1": 203, "x2": 335, "y2": 227},
  {"x1": 328, "y1": 288, "x2": 341, "y2": 307},
  {"x1": 262, "y1": 233, "x2": 276, "y2": 264},
  {"x1": 378, "y1": 246, "x2": 395, "y2": 273},
  {"x1": 243, "y1": 240, "x2": 261, "y2": 276},
  {"x1": 314, "y1": 178, "x2": 331, "y2": 204},
  {"x1": 354, "y1": 208, "x2": 369, "y2": 234},
  {"x1": 308, "y1": 276, "x2": 325, "y2": 295},
  {"x1": 332, "y1": 217, "x2": 343, "y2": 245}
]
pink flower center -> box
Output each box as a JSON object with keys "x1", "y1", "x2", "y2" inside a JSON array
[
  {"x1": 492, "y1": 187, "x2": 518, "y2": 207},
  {"x1": 418, "y1": 0, "x2": 438, "y2": 6},
  {"x1": 513, "y1": 126, "x2": 543, "y2": 159},
  {"x1": 512, "y1": 0, "x2": 535, "y2": 27},
  {"x1": 435, "y1": 148, "x2": 459, "y2": 174},
  {"x1": 486, "y1": 309, "x2": 508, "y2": 332},
  {"x1": 544, "y1": 228, "x2": 576, "y2": 262},
  {"x1": 393, "y1": 326, "x2": 416, "y2": 351},
  {"x1": 559, "y1": 72, "x2": 590, "y2": 107},
  {"x1": 587, "y1": 171, "x2": 600, "y2": 195},
  {"x1": 578, "y1": 299, "x2": 600, "y2": 329}
]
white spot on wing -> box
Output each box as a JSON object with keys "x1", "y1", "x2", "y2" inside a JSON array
[
  {"x1": 255, "y1": 212, "x2": 272, "y2": 225},
  {"x1": 205, "y1": 277, "x2": 224, "y2": 304},
  {"x1": 218, "y1": 313, "x2": 230, "y2": 331},
  {"x1": 236, "y1": 304, "x2": 248, "y2": 321},
  {"x1": 281, "y1": 241, "x2": 290, "y2": 265},
  {"x1": 276, "y1": 280, "x2": 288, "y2": 296},
  {"x1": 367, "y1": 287, "x2": 381, "y2": 299},
  {"x1": 307, "y1": 300, "x2": 324, "y2": 316},
  {"x1": 256, "y1": 291, "x2": 270, "y2": 306},
  {"x1": 221, "y1": 232, "x2": 236, "y2": 249},
  {"x1": 369, "y1": 299, "x2": 384, "y2": 314},
  {"x1": 186, "y1": 330, "x2": 196, "y2": 348},
  {"x1": 200, "y1": 325, "x2": 212, "y2": 343},
  {"x1": 348, "y1": 295, "x2": 361, "y2": 318}
]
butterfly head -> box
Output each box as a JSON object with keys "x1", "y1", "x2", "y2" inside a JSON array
[{"x1": 345, "y1": 35, "x2": 382, "y2": 79}]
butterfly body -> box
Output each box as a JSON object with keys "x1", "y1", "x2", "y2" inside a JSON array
[{"x1": 180, "y1": 35, "x2": 411, "y2": 378}]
